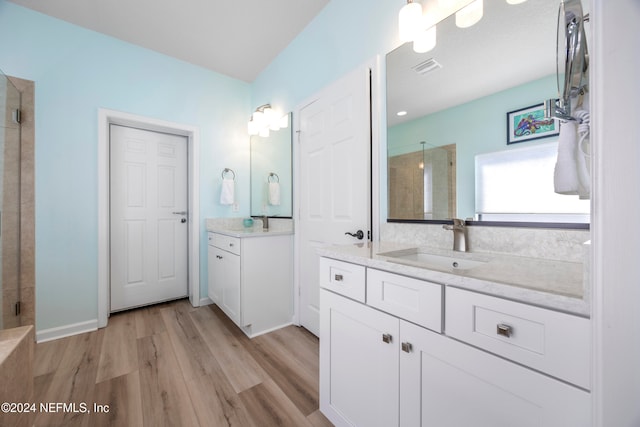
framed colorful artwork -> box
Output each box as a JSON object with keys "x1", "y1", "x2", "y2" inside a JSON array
[{"x1": 507, "y1": 103, "x2": 559, "y2": 144}]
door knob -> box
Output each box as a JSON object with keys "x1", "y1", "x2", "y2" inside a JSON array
[
  {"x1": 181, "y1": 218, "x2": 187, "y2": 223},
  {"x1": 345, "y1": 230, "x2": 364, "y2": 240}
]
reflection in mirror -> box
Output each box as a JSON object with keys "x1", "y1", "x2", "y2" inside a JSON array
[
  {"x1": 386, "y1": 0, "x2": 590, "y2": 226},
  {"x1": 388, "y1": 141, "x2": 456, "y2": 219},
  {"x1": 250, "y1": 112, "x2": 292, "y2": 217}
]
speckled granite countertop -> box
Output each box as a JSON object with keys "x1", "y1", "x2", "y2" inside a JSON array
[{"x1": 318, "y1": 241, "x2": 590, "y2": 317}]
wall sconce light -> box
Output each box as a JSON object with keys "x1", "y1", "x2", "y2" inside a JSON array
[{"x1": 247, "y1": 104, "x2": 289, "y2": 137}]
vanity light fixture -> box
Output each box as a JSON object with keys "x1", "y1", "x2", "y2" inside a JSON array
[
  {"x1": 399, "y1": 0, "x2": 438, "y2": 53},
  {"x1": 397, "y1": 111, "x2": 408, "y2": 116},
  {"x1": 247, "y1": 104, "x2": 288, "y2": 137},
  {"x1": 399, "y1": 0, "x2": 424, "y2": 43},
  {"x1": 455, "y1": 0, "x2": 483, "y2": 28},
  {"x1": 506, "y1": 0, "x2": 527, "y2": 4},
  {"x1": 399, "y1": 0, "x2": 488, "y2": 54},
  {"x1": 413, "y1": 26, "x2": 437, "y2": 53}
]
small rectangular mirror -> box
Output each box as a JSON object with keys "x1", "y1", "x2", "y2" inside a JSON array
[{"x1": 250, "y1": 112, "x2": 293, "y2": 217}]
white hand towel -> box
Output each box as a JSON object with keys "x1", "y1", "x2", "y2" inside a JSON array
[
  {"x1": 574, "y1": 108, "x2": 591, "y2": 200},
  {"x1": 220, "y1": 178, "x2": 235, "y2": 205},
  {"x1": 553, "y1": 120, "x2": 580, "y2": 195},
  {"x1": 268, "y1": 182, "x2": 281, "y2": 206}
]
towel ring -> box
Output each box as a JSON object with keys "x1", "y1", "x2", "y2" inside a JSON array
[
  {"x1": 268, "y1": 172, "x2": 279, "y2": 183},
  {"x1": 222, "y1": 168, "x2": 235, "y2": 180}
]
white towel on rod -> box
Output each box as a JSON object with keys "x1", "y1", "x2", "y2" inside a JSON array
[
  {"x1": 268, "y1": 182, "x2": 281, "y2": 206},
  {"x1": 553, "y1": 120, "x2": 580, "y2": 195},
  {"x1": 220, "y1": 178, "x2": 235, "y2": 205}
]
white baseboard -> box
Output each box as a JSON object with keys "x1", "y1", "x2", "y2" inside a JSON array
[
  {"x1": 199, "y1": 297, "x2": 213, "y2": 307},
  {"x1": 36, "y1": 319, "x2": 98, "y2": 343}
]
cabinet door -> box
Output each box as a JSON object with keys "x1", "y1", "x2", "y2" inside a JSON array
[
  {"x1": 207, "y1": 245, "x2": 221, "y2": 304},
  {"x1": 399, "y1": 320, "x2": 590, "y2": 427},
  {"x1": 320, "y1": 289, "x2": 399, "y2": 427},
  {"x1": 211, "y1": 246, "x2": 241, "y2": 326}
]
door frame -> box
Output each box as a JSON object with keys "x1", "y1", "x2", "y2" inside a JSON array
[
  {"x1": 97, "y1": 108, "x2": 200, "y2": 328},
  {"x1": 292, "y1": 57, "x2": 382, "y2": 326}
]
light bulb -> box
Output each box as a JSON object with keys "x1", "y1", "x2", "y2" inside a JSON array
[
  {"x1": 413, "y1": 26, "x2": 437, "y2": 53},
  {"x1": 267, "y1": 108, "x2": 282, "y2": 130},
  {"x1": 456, "y1": 0, "x2": 483, "y2": 28},
  {"x1": 279, "y1": 114, "x2": 289, "y2": 129},
  {"x1": 259, "y1": 127, "x2": 270, "y2": 138},
  {"x1": 506, "y1": 0, "x2": 527, "y2": 4},
  {"x1": 252, "y1": 110, "x2": 264, "y2": 128},
  {"x1": 399, "y1": 1, "x2": 423, "y2": 42}
]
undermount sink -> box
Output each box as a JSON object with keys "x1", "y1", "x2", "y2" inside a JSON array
[{"x1": 378, "y1": 249, "x2": 488, "y2": 271}]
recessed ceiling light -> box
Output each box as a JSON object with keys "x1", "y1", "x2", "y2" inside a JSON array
[{"x1": 397, "y1": 111, "x2": 408, "y2": 116}]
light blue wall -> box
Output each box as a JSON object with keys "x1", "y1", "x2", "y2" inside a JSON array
[
  {"x1": 251, "y1": 0, "x2": 401, "y2": 114},
  {"x1": 388, "y1": 75, "x2": 558, "y2": 218},
  {"x1": 0, "y1": 0, "x2": 251, "y2": 331}
]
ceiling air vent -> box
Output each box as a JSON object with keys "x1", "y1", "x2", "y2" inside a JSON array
[{"x1": 412, "y1": 58, "x2": 442, "y2": 75}]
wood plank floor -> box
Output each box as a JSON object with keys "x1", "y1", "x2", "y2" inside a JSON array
[{"x1": 33, "y1": 300, "x2": 333, "y2": 427}]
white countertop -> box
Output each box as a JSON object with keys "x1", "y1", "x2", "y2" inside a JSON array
[
  {"x1": 206, "y1": 217, "x2": 293, "y2": 238},
  {"x1": 207, "y1": 226, "x2": 293, "y2": 238},
  {"x1": 318, "y1": 241, "x2": 589, "y2": 317}
]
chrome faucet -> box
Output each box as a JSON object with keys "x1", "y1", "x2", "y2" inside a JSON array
[
  {"x1": 253, "y1": 215, "x2": 269, "y2": 231},
  {"x1": 442, "y1": 218, "x2": 468, "y2": 252}
]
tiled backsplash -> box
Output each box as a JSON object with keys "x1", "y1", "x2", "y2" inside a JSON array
[{"x1": 380, "y1": 222, "x2": 590, "y2": 263}]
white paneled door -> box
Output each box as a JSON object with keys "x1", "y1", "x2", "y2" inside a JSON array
[
  {"x1": 110, "y1": 124, "x2": 188, "y2": 311},
  {"x1": 298, "y1": 66, "x2": 372, "y2": 336}
]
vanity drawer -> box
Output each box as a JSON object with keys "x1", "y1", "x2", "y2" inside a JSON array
[
  {"x1": 319, "y1": 257, "x2": 366, "y2": 302},
  {"x1": 209, "y1": 232, "x2": 241, "y2": 255},
  {"x1": 445, "y1": 287, "x2": 590, "y2": 390},
  {"x1": 367, "y1": 269, "x2": 442, "y2": 333}
]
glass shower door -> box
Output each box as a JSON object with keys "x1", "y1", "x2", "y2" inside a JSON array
[{"x1": 0, "y1": 68, "x2": 22, "y2": 329}]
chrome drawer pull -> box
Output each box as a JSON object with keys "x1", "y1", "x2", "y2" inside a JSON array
[
  {"x1": 401, "y1": 342, "x2": 413, "y2": 353},
  {"x1": 334, "y1": 274, "x2": 344, "y2": 281},
  {"x1": 382, "y1": 333, "x2": 392, "y2": 344},
  {"x1": 497, "y1": 323, "x2": 513, "y2": 338}
]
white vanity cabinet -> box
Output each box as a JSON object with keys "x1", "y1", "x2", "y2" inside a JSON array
[
  {"x1": 319, "y1": 256, "x2": 591, "y2": 427},
  {"x1": 208, "y1": 233, "x2": 241, "y2": 324},
  {"x1": 400, "y1": 320, "x2": 590, "y2": 427},
  {"x1": 207, "y1": 231, "x2": 293, "y2": 338},
  {"x1": 320, "y1": 289, "x2": 399, "y2": 427}
]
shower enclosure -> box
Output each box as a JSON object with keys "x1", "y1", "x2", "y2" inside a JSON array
[{"x1": 0, "y1": 68, "x2": 22, "y2": 330}]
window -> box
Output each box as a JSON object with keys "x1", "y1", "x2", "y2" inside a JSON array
[{"x1": 475, "y1": 141, "x2": 590, "y2": 222}]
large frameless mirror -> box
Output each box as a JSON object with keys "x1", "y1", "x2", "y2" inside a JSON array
[{"x1": 386, "y1": 0, "x2": 590, "y2": 227}]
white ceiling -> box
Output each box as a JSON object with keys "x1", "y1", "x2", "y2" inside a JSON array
[{"x1": 7, "y1": 0, "x2": 330, "y2": 82}]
